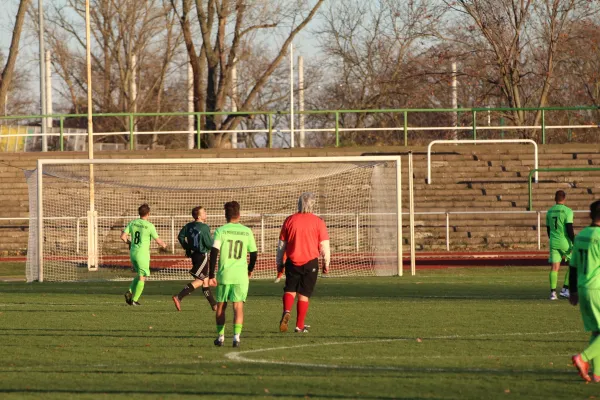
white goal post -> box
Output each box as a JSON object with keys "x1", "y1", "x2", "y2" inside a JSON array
[{"x1": 27, "y1": 156, "x2": 408, "y2": 282}]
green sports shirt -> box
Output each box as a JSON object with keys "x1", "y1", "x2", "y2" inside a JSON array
[
  {"x1": 546, "y1": 204, "x2": 574, "y2": 247},
  {"x1": 213, "y1": 222, "x2": 257, "y2": 284},
  {"x1": 124, "y1": 218, "x2": 159, "y2": 258},
  {"x1": 570, "y1": 226, "x2": 600, "y2": 290}
]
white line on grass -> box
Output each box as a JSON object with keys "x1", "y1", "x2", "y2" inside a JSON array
[{"x1": 224, "y1": 330, "x2": 580, "y2": 372}]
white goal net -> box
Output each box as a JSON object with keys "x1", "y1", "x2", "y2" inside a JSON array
[{"x1": 26, "y1": 157, "x2": 402, "y2": 282}]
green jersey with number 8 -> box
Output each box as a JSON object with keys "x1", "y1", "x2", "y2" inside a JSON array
[
  {"x1": 213, "y1": 222, "x2": 257, "y2": 284},
  {"x1": 570, "y1": 226, "x2": 600, "y2": 290},
  {"x1": 124, "y1": 218, "x2": 159, "y2": 257}
]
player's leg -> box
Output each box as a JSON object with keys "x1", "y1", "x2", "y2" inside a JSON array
[
  {"x1": 214, "y1": 284, "x2": 229, "y2": 346},
  {"x1": 548, "y1": 248, "x2": 561, "y2": 300},
  {"x1": 280, "y1": 260, "x2": 299, "y2": 332},
  {"x1": 172, "y1": 253, "x2": 207, "y2": 310},
  {"x1": 578, "y1": 289, "x2": 600, "y2": 381},
  {"x1": 131, "y1": 256, "x2": 150, "y2": 305},
  {"x1": 573, "y1": 288, "x2": 598, "y2": 381},
  {"x1": 231, "y1": 282, "x2": 248, "y2": 347},
  {"x1": 560, "y1": 263, "x2": 570, "y2": 298},
  {"x1": 295, "y1": 259, "x2": 319, "y2": 332}
]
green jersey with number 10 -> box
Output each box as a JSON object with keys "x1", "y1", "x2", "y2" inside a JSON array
[
  {"x1": 570, "y1": 226, "x2": 600, "y2": 290},
  {"x1": 213, "y1": 222, "x2": 257, "y2": 284}
]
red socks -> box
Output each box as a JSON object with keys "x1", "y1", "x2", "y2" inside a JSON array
[
  {"x1": 296, "y1": 300, "x2": 309, "y2": 329},
  {"x1": 283, "y1": 292, "x2": 294, "y2": 313}
]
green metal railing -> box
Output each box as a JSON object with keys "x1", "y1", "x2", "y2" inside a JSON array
[
  {"x1": 528, "y1": 167, "x2": 600, "y2": 210},
  {"x1": 1, "y1": 105, "x2": 599, "y2": 151}
]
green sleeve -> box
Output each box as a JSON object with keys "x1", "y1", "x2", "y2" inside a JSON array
[
  {"x1": 570, "y1": 241, "x2": 578, "y2": 267},
  {"x1": 150, "y1": 224, "x2": 159, "y2": 240},
  {"x1": 123, "y1": 221, "x2": 131, "y2": 235},
  {"x1": 566, "y1": 208, "x2": 574, "y2": 224},
  {"x1": 202, "y1": 225, "x2": 213, "y2": 248},
  {"x1": 177, "y1": 225, "x2": 187, "y2": 249},
  {"x1": 545, "y1": 213, "x2": 550, "y2": 228},
  {"x1": 247, "y1": 231, "x2": 257, "y2": 252}
]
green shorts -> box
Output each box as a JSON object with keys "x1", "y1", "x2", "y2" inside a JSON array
[
  {"x1": 548, "y1": 245, "x2": 571, "y2": 264},
  {"x1": 579, "y1": 288, "x2": 600, "y2": 332},
  {"x1": 131, "y1": 254, "x2": 150, "y2": 277},
  {"x1": 216, "y1": 282, "x2": 249, "y2": 303}
]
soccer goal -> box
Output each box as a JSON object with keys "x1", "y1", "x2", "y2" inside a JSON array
[{"x1": 26, "y1": 156, "x2": 404, "y2": 282}]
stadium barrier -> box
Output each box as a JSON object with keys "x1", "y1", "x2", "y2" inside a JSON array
[
  {"x1": 1, "y1": 105, "x2": 599, "y2": 150},
  {"x1": 2, "y1": 208, "x2": 592, "y2": 259}
]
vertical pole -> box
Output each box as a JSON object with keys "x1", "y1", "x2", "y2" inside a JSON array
[
  {"x1": 260, "y1": 215, "x2": 265, "y2": 253},
  {"x1": 541, "y1": 109, "x2": 546, "y2": 145},
  {"x1": 39, "y1": 0, "x2": 48, "y2": 152},
  {"x1": 537, "y1": 211, "x2": 541, "y2": 250},
  {"x1": 171, "y1": 217, "x2": 175, "y2": 254},
  {"x1": 45, "y1": 50, "x2": 52, "y2": 130},
  {"x1": 85, "y1": 0, "x2": 96, "y2": 270},
  {"x1": 355, "y1": 213, "x2": 359, "y2": 251},
  {"x1": 289, "y1": 43, "x2": 294, "y2": 148},
  {"x1": 397, "y1": 156, "x2": 402, "y2": 277},
  {"x1": 231, "y1": 61, "x2": 238, "y2": 149},
  {"x1": 446, "y1": 212, "x2": 450, "y2": 251},
  {"x1": 128, "y1": 114, "x2": 134, "y2": 150},
  {"x1": 409, "y1": 152, "x2": 416, "y2": 276},
  {"x1": 131, "y1": 54, "x2": 137, "y2": 150},
  {"x1": 37, "y1": 160, "x2": 44, "y2": 282},
  {"x1": 403, "y1": 111, "x2": 408, "y2": 146},
  {"x1": 187, "y1": 62, "x2": 194, "y2": 149},
  {"x1": 298, "y1": 56, "x2": 305, "y2": 148},
  {"x1": 196, "y1": 113, "x2": 201, "y2": 149},
  {"x1": 472, "y1": 110, "x2": 477, "y2": 140},
  {"x1": 451, "y1": 62, "x2": 458, "y2": 140},
  {"x1": 267, "y1": 114, "x2": 273, "y2": 148},
  {"x1": 59, "y1": 116, "x2": 64, "y2": 151},
  {"x1": 335, "y1": 112, "x2": 340, "y2": 147},
  {"x1": 76, "y1": 217, "x2": 80, "y2": 254}
]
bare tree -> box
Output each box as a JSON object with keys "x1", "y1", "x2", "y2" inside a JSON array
[
  {"x1": 44, "y1": 0, "x2": 184, "y2": 147},
  {"x1": 0, "y1": 0, "x2": 31, "y2": 115},
  {"x1": 171, "y1": 0, "x2": 324, "y2": 148},
  {"x1": 446, "y1": 0, "x2": 598, "y2": 137}
]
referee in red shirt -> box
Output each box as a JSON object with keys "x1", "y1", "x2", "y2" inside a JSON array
[{"x1": 276, "y1": 192, "x2": 330, "y2": 333}]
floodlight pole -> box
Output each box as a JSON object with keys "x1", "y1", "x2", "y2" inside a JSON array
[
  {"x1": 38, "y1": 0, "x2": 47, "y2": 151},
  {"x1": 289, "y1": 43, "x2": 294, "y2": 148},
  {"x1": 85, "y1": 0, "x2": 97, "y2": 269}
]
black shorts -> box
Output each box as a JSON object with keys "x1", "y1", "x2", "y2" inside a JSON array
[
  {"x1": 189, "y1": 252, "x2": 209, "y2": 280},
  {"x1": 283, "y1": 258, "x2": 319, "y2": 298}
]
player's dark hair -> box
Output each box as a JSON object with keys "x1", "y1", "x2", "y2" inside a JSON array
[
  {"x1": 192, "y1": 206, "x2": 204, "y2": 220},
  {"x1": 138, "y1": 203, "x2": 150, "y2": 217},
  {"x1": 555, "y1": 190, "x2": 566, "y2": 202},
  {"x1": 224, "y1": 201, "x2": 240, "y2": 221},
  {"x1": 590, "y1": 200, "x2": 600, "y2": 221}
]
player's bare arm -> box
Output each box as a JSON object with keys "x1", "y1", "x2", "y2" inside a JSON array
[
  {"x1": 320, "y1": 239, "x2": 331, "y2": 274},
  {"x1": 120, "y1": 231, "x2": 130, "y2": 245}
]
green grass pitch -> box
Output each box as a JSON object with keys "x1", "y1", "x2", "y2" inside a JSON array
[{"x1": 0, "y1": 266, "x2": 596, "y2": 399}]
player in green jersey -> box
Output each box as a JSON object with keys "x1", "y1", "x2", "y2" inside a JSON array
[
  {"x1": 208, "y1": 201, "x2": 257, "y2": 348},
  {"x1": 120, "y1": 204, "x2": 167, "y2": 306},
  {"x1": 172, "y1": 206, "x2": 217, "y2": 311},
  {"x1": 546, "y1": 190, "x2": 575, "y2": 300},
  {"x1": 569, "y1": 200, "x2": 600, "y2": 382}
]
